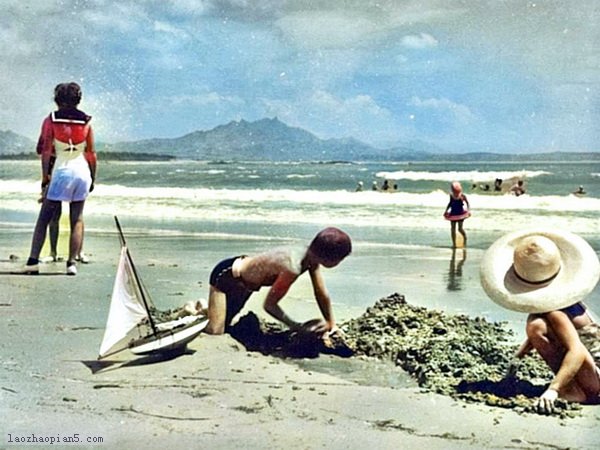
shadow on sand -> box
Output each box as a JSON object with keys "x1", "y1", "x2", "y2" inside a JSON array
[
  {"x1": 457, "y1": 376, "x2": 546, "y2": 399},
  {"x1": 229, "y1": 312, "x2": 354, "y2": 359},
  {"x1": 81, "y1": 347, "x2": 194, "y2": 374}
]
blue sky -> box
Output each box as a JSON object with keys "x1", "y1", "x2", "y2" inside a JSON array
[{"x1": 0, "y1": 0, "x2": 597, "y2": 153}]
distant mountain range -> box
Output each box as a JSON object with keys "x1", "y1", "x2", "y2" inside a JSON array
[
  {"x1": 100, "y1": 117, "x2": 427, "y2": 161},
  {"x1": 1, "y1": 118, "x2": 598, "y2": 161},
  {"x1": 0, "y1": 130, "x2": 36, "y2": 155}
]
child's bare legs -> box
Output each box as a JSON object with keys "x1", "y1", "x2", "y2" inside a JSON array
[
  {"x1": 49, "y1": 202, "x2": 61, "y2": 260},
  {"x1": 68, "y1": 201, "x2": 85, "y2": 264},
  {"x1": 457, "y1": 220, "x2": 467, "y2": 246},
  {"x1": 76, "y1": 222, "x2": 89, "y2": 263},
  {"x1": 205, "y1": 286, "x2": 227, "y2": 335},
  {"x1": 28, "y1": 199, "x2": 61, "y2": 264},
  {"x1": 450, "y1": 221, "x2": 457, "y2": 247}
]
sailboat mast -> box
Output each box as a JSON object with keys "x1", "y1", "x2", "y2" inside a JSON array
[{"x1": 114, "y1": 216, "x2": 158, "y2": 335}]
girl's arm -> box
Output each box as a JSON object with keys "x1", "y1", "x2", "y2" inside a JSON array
[
  {"x1": 535, "y1": 311, "x2": 588, "y2": 412},
  {"x1": 38, "y1": 117, "x2": 54, "y2": 185},
  {"x1": 84, "y1": 125, "x2": 97, "y2": 184},
  {"x1": 545, "y1": 311, "x2": 588, "y2": 393},
  {"x1": 308, "y1": 265, "x2": 335, "y2": 331},
  {"x1": 515, "y1": 337, "x2": 533, "y2": 358},
  {"x1": 263, "y1": 271, "x2": 301, "y2": 330},
  {"x1": 444, "y1": 196, "x2": 451, "y2": 213}
]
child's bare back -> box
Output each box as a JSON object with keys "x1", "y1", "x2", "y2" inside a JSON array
[{"x1": 237, "y1": 247, "x2": 305, "y2": 289}]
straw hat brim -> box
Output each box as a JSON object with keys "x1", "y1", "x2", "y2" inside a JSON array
[{"x1": 480, "y1": 228, "x2": 600, "y2": 313}]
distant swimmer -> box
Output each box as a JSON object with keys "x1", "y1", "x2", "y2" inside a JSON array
[
  {"x1": 494, "y1": 178, "x2": 503, "y2": 192},
  {"x1": 355, "y1": 181, "x2": 364, "y2": 192},
  {"x1": 510, "y1": 180, "x2": 526, "y2": 197},
  {"x1": 573, "y1": 185, "x2": 586, "y2": 196},
  {"x1": 472, "y1": 183, "x2": 489, "y2": 192}
]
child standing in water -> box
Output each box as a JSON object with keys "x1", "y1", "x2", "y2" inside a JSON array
[{"x1": 443, "y1": 181, "x2": 470, "y2": 248}]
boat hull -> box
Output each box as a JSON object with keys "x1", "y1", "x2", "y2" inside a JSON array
[{"x1": 130, "y1": 316, "x2": 209, "y2": 355}]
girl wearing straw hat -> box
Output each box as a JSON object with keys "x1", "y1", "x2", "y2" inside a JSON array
[{"x1": 480, "y1": 229, "x2": 600, "y2": 414}]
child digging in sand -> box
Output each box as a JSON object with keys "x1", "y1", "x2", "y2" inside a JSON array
[
  {"x1": 204, "y1": 227, "x2": 352, "y2": 337},
  {"x1": 481, "y1": 228, "x2": 600, "y2": 414}
]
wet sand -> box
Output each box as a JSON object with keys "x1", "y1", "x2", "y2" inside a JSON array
[{"x1": 1, "y1": 231, "x2": 600, "y2": 449}]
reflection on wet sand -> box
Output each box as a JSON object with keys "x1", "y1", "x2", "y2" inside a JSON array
[{"x1": 446, "y1": 248, "x2": 467, "y2": 291}]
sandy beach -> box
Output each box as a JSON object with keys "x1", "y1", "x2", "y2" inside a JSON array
[{"x1": 2, "y1": 228, "x2": 600, "y2": 450}]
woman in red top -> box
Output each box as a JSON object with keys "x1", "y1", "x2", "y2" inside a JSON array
[{"x1": 23, "y1": 82, "x2": 96, "y2": 275}]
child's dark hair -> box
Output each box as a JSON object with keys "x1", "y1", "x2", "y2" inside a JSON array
[
  {"x1": 54, "y1": 82, "x2": 82, "y2": 108},
  {"x1": 309, "y1": 227, "x2": 352, "y2": 263}
]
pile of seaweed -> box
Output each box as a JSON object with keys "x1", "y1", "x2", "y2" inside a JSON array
[
  {"x1": 341, "y1": 293, "x2": 582, "y2": 417},
  {"x1": 229, "y1": 293, "x2": 582, "y2": 417}
]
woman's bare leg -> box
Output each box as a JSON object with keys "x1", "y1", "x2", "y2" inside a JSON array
[{"x1": 68, "y1": 201, "x2": 85, "y2": 264}]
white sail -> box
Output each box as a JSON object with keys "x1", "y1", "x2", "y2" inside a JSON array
[{"x1": 99, "y1": 246, "x2": 150, "y2": 358}]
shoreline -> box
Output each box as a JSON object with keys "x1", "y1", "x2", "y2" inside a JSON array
[{"x1": 0, "y1": 218, "x2": 538, "y2": 334}]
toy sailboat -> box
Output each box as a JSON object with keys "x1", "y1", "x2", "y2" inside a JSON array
[{"x1": 98, "y1": 217, "x2": 208, "y2": 359}]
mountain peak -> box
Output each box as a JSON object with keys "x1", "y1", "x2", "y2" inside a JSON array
[
  {"x1": 98, "y1": 117, "x2": 378, "y2": 161},
  {"x1": 0, "y1": 130, "x2": 34, "y2": 155}
]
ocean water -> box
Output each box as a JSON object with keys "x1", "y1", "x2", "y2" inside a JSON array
[
  {"x1": 1, "y1": 159, "x2": 600, "y2": 336},
  {"x1": 2, "y1": 159, "x2": 599, "y2": 241}
]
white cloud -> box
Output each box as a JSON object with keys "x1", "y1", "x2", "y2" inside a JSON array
[
  {"x1": 0, "y1": 24, "x2": 39, "y2": 57},
  {"x1": 79, "y1": 2, "x2": 149, "y2": 33},
  {"x1": 169, "y1": 91, "x2": 245, "y2": 108},
  {"x1": 167, "y1": 0, "x2": 212, "y2": 16},
  {"x1": 401, "y1": 33, "x2": 438, "y2": 49},
  {"x1": 153, "y1": 21, "x2": 189, "y2": 39},
  {"x1": 0, "y1": 0, "x2": 597, "y2": 151},
  {"x1": 263, "y1": 90, "x2": 404, "y2": 146},
  {"x1": 84, "y1": 89, "x2": 138, "y2": 142},
  {"x1": 275, "y1": 11, "x2": 378, "y2": 49},
  {"x1": 409, "y1": 96, "x2": 475, "y2": 124}
]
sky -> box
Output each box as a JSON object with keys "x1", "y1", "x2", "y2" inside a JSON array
[{"x1": 0, "y1": 0, "x2": 598, "y2": 153}]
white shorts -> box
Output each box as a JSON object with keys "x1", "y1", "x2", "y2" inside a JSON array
[{"x1": 46, "y1": 168, "x2": 91, "y2": 202}]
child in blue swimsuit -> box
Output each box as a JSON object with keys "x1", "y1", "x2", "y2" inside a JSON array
[{"x1": 443, "y1": 181, "x2": 470, "y2": 248}]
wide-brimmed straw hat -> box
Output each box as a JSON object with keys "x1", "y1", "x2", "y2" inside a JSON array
[{"x1": 480, "y1": 228, "x2": 600, "y2": 313}]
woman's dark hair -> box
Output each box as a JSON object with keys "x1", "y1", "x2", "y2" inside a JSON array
[
  {"x1": 309, "y1": 227, "x2": 352, "y2": 263},
  {"x1": 54, "y1": 82, "x2": 82, "y2": 108}
]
